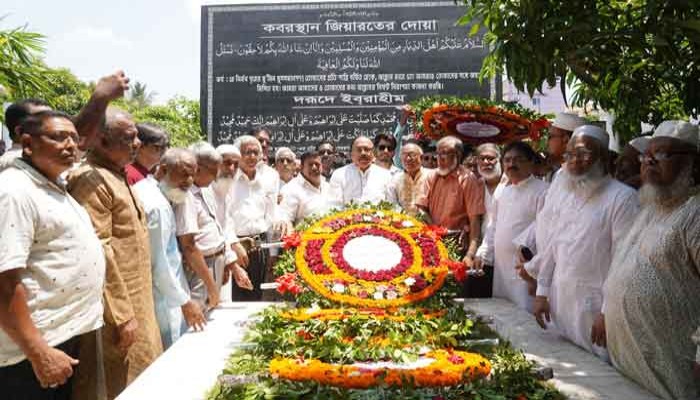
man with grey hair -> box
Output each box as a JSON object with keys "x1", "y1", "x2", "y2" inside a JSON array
[
  {"x1": 521, "y1": 125, "x2": 639, "y2": 359},
  {"x1": 132, "y1": 148, "x2": 206, "y2": 349},
  {"x1": 227, "y1": 135, "x2": 280, "y2": 301},
  {"x1": 274, "y1": 147, "x2": 297, "y2": 188},
  {"x1": 68, "y1": 108, "x2": 162, "y2": 398},
  {"x1": 603, "y1": 120, "x2": 700, "y2": 400},
  {"x1": 416, "y1": 136, "x2": 485, "y2": 272},
  {"x1": 387, "y1": 141, "x2": 431, "y2": 216},
  {"x1": 175, "y1": 142, "x2": 252, "y2": 311}
]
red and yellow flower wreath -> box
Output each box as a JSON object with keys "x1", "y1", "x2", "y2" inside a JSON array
[
  {"x1": 269, "y1": 349, "x2": 491, "y2": 389},
  {"x1": 288, "y1": 209, "x2": 455, "y2": 308}
]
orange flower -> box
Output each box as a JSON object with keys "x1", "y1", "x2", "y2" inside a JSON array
[{"x1": 268, "y1": 350, "x2": 490, "y2": 389}]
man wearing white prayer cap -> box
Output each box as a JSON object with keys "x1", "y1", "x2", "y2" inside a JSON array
[
  {"x1": 603, "y1": 120, "x2": 700, "y2": 399},
  {"x1": 544, "y1": 112, "x2": 587, "y2": 182},
  {"x1": 522, "y1": 124, "x2": 639, "y2": 360},
  {"x1": 615, "y1": 136, "x2": 650, "y2": 189}
]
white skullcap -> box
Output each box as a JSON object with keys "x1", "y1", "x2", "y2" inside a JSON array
[
  {"x1": 572, "y1": 125, "x2": 610, "y2": 148},
  {"x1": 552, "y1": 112, "x2": 586, "y2": 132},
  {"x1": 652, "y1": 120, "x2": 699, "y2": 149},
  {"x1": 216, "y1": 144, "x2": 240, "y2": 157},
  {"x1": 628, "y1": 136, "x2": 650, "y2": 154}
]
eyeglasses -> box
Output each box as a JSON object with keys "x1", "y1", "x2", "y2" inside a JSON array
[
  {"x1": 402, "y1": 152, "x2": 421, "y2": 160},
  {"x1": 478, "y1": 155, "x2": 499, "y2": 163},
  {"x1": 437, "y1": 150, "x2": 456, "y2": 158},
  {"x1": 319, "y1": 149, "x2": 334, "y2": 156},
  {"x1": 241, "y1": 149, "x2": 260, "y2": 157},
  {"x1": 638, "y1": 151, "x2": 690, "y2": 164},
  {"x1": 277, "y1": 157, "x2": 295, "y2": 165},
  {"x1": 563, "y1": 148, "x2": 594, "y2": 161},
  {"x1": 378, "y1": 145, "x2": 395, "y2": 152}
]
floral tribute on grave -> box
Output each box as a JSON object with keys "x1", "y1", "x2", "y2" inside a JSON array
[
  {"x1": 410, "y1": 95, "x2": 550, "y2": 145},
  {"x1": 207, "y1": 203, "x2": 564, "y2": 400}
]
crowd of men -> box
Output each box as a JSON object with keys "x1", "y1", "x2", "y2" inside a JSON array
[{"x1": 0, "y1": 71, "x2": 698, "y2": 400}]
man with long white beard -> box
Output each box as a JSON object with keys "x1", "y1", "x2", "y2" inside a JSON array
[
  {"x1": 602, "y1": 120, "x2": 700, "y2": 400},
  {"x1": 133, "y1": 148, "x2": 206, "y2": 349},
  {"x1": 476, "y1": 141, "x2": 548, "y2": 311},
  {"x1": 416, "y1": 136, "x2": 485, "y2": 270},
  {"x1": 175, "y1": 142, "x2": 252, "y2": 311},
  {"x1": 527, "y1": 125, "x2": 639, "y2": 358},
  {"x1": 468, "y1": 143, "x2": 506, "y2": 297}
]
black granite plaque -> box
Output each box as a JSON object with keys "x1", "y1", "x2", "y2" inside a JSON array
[{"x1": 201, "y1": 1, "x2": 497, "y2": 153}]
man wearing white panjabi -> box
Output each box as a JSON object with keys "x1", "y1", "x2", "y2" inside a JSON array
[
  {"x1": 227, "y1": 135, "x2": 280, "y2": 301},
  {"x1": 476, "y1": 142, "x2": 548, "y2": 311},
  {"x1": 330, "y1": 136, "x2": 392, "y2": 206},
  {"x1": 527, "y1": 125, "x2": 639, "y2": 358},
  {"x1": 544, "y1": 112, "x2": 586, "y2": 182},
  {"x1": 278, "y1": 151, "x2": 332, "y2": 226},
  {"x1": 602, "y1": 120, "x2": 700, "y2": 400}
]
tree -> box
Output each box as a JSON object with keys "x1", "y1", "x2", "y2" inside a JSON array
[
  {"x1": 128, "y1": 81, "x2": 157, "y2": 108},
  {"x1": 458, "y1": 0, "x2": 700, "y2": 142},
  {"x1": 127, "y1": 96, "x2": 204, "y2": 147},
  {"x1": 0, "y1": 20, "x2": 51, "y2": 101}
]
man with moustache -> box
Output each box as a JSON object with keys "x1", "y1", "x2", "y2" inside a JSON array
[
  {"x1": 278, "y1": 151, "x2": 332, "y2": 226},
  {"x1": 176, "y1": 142, "x2": 252, "y2": 311},
  {"x1": 373, "y1": 133, "x2": 401, "y2": 176},
  {"x1": 0, "y1": 111, "x2": 105, "y2": 400},
  {"x1": 251, "y1": 126, "x2": 272, "y2": 165},
  {"x1": 132, "y1": 148, "x2": 206, "y2": 350},
  {"x1": 330, "y1": 136, "x2": 392, "y2": 206},
  {"x1": 416, "y1": 136, "x2": 485, "y2": 270},
  {"x1": 387, "y1": 141, "x2": 432, "y2": 216},
  {"x1": 602, "y1": 121, "x2": 700, "y2": 400},
  {"x1": 68, "y1": 108, "x2": 162, "y2": 399},
  {"x1": 476, "y1": 142, "x2": 548, "y2": 311},
  {"x1": 316, "y1": 140, "x2": 336, "y2": 180},
  {"x1": 227, "y1": 136, "x2": 280, "y2": 301},
  {"x1": 614, "y1": 136, "x2": 650, "y2": 190},
  {"x1": 523, "y1": 125, "x2": 638, "y2": 359}
]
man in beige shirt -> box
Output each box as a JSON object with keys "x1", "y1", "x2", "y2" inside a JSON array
[{"x1": 68, "y1": 108, "x2": 162, "y2": 399}]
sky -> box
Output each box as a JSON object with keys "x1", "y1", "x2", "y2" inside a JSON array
[{"x1": 2, "y1": 0, "x2": 357, "y2": 104}]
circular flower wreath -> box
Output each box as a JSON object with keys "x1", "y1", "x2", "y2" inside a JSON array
[
  {"x1": 280, "y1": 307, "x2": 446, "y2": 322},
  {"x1": 409, "y1": 95, "x2": 550, "y2": 145},
  {"x1": 269, "y1": 350, "x2": 491, "y2": 389},
  {"x1": 282, "y1": 209, "x2": 461, "y2": 308}
]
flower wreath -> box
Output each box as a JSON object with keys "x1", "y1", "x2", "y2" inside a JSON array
[
  {"x1": 285, "y1": 209, "x2": 457, "y2": 308},
  {"x1": 409, "y1": 95, "x2": 550, "y2": 145},
  {"x1": 280, "y1": 307, "x2": 447, "y2": 322},
  {"x1": 269, "y1": 349, "x2": 491, "y2": 389}
]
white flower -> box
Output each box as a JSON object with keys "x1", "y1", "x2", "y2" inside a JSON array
[
  {"x1": 331, "y1": 283, "x2": 346, "y2": 293},
  {"x1": 401, "y1": 220, "x2": 414, "y2": 228},
  {"x1": 373, "y1": 291, "x2": 384, "y2": 300},
  {"x1": 306, "y1": 303, "x2": 321, "y2": 314},
  {"x1": 376, "y1": 211, "x2": 385, "y2": 218},
  {"x1": 385, "y1": 290, "x2": 398, "y2": 300},
  {"x1": 404, "y1": 277, "x2": 416, "y2": 286},
  {"x1": 363, "y1": 215, "x2": 373, "y2": 222}
]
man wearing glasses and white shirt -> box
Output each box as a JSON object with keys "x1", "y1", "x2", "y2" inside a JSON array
[
  {"x1": 329, "y1": 136, "x2": 392, "y2": 207},
  {"x1": 278, "y1": 151, "x2": 332, "y2": 228}
]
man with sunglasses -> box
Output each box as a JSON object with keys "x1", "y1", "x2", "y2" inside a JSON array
[
  {"x1": 373, "y1": 133, "x2": 401, "y2": 176},
  {"x1": 603, "y1": 120, "x2": 700, "y2": 400},
  {"x1": 521, "y1": 125, "x2": 638, "y2": 361}
]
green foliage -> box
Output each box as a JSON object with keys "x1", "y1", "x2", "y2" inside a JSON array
[
  {"x1": 126, "y1": 96, "x2": 205, "y2": 147},
  {"x1": 0, "y1": 20, "x2": 50, "y2": 100},
  {"x1": 458, "y1": 0, "x2": 700, "y2": 142},
  {"x1": 127, "y1": 81, "x2": 157, "y2": 108},
  {"x1": 206, "y1": 313, "x2": 562, "y2": 400},
  {"x1": 41, "y1": 67, "x2": 92, "y2": 115}
]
